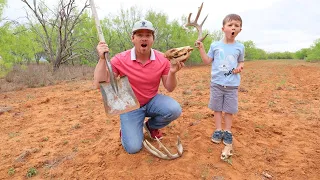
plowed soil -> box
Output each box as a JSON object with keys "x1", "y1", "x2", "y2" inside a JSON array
[{"x1": 1, "y1": 60, "x2": 319, "y2": 179}]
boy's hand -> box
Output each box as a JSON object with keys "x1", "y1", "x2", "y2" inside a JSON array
[
  {"x1": 233, "y1": 66, "x2": 243, "y2": 74},
  {"x1": 195, "y1": 41, "x2": 204, "y2": 49}
]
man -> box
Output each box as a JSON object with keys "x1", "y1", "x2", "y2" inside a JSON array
[{"x1": 94, "y1": 20, "x2": 184, "y2": 154}]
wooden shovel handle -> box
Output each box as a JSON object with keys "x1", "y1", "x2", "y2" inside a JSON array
[
  {"x1": 90, "y1": 0, "x2": 108, "y2": 57},
  {"x1": 90, "y1": 0, "x2": 118, "y2": 93}
]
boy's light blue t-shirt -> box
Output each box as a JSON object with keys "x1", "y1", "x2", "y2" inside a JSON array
[{"x1": 207, "y1": 40, "x2": 245, "y2": 86}]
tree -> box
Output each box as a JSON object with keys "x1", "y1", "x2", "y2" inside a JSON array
[
  {"x1": 295, "y1": 48, "x2": 309, "y2": 60},
  {"x1": 111, "y1": 6, "x2": 143, "y2": 53},
  {"x1": 22, "y1": 0, "x2": 90, "y2": 71},
  {"x1": 306, "y1": 39, "x2": 320, "y2": 61},
  {"x1": 0, "y1": 0, "x2": 7, "y2": 20}
]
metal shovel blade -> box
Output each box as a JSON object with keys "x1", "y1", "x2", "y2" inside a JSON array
[{"x1": 100, "y1": 76, "x2": 140, "y2": 115}]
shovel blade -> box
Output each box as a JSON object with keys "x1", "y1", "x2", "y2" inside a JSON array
[{"x1": 100, "y1": 76, "x2": 140, "y2": 115}]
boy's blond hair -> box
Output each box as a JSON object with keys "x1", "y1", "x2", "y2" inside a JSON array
[{"x1": 223, "y1": 14, "x2": 242, "y2": 27}]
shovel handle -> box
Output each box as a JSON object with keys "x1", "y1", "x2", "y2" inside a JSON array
[
  {"x1": 89, "y1": 0, "x2": 105, "y2": 42},
  {"x1": 90, "y1": 0, "x2": 118, "y2": 93}
]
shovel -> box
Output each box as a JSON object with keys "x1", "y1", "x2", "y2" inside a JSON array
[{"x1": 90, "y1": 0, "x2": 140, "y2": 114}]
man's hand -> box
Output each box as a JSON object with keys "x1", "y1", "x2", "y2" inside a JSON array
[
  {"x1": 96, "y1": 41, "x2": 109, "y2": 60},
  {"x1": 170, "y1": 61, "x2": 185, "y2": 74}
]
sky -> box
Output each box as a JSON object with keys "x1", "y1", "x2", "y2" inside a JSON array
[{"x1": 3, "y1": 0, "x2": 320, "y2": 52}]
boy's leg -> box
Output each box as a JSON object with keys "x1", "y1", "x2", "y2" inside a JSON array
[
  {"x1": 212, "y1": 111, "x2": 224, "y2": 143},
  {"x1": 209, "y1": 83, "x2": 224, "y2": 130},
  {"x1": 145, "y1": 94, "x2": 181, "y2": 129},
  {"x1": 120, "y1": 108, "x2": 146, "y2": 154},
  {"x1": 209, "y1": 84, "x2": 225, "y2": 143},
  {"x1": 222, "y1": 86, "x2": 238, "y2": 145},
  {"x1": 214, "y1": 111, "x2": 223, "y2": 130},
  {"x1": 224, "y1": 113, "x2": 233, "y2": 131}
]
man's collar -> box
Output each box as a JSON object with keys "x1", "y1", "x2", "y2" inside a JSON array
[{"x1": 130, "y1": 47, "x2": 155, "y2": 60}]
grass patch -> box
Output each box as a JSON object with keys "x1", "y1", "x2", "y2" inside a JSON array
[
  {"x1": 8, "y1": 132, "x2": 20, "y2": 139},
  {"x1": 0, "y1": 64, "x2": 94, "y2": 92},
  {"x1": 26, "y1": 167, "x2": 37, "y2": 178},
  {"x1": 8, "y1": 167, "x2": 15, "y2": 176},
  {"x1": 191, "y1": 113, "x2": 206, "y2": 119}
]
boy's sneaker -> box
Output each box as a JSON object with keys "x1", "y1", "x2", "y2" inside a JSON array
[
  {"x1": 223, "y1": 131, "x2": 233, "y2": 145},
  {"x1": 144, "y1": 121, "x2": 163, "y2": 140},
  {"x1": 211, "y1": 130, "x2": 224, "y2": 143}
]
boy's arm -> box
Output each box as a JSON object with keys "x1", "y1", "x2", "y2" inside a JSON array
[
  {"x1": 233, "y1": 46, "x2": 245, "y2": 74},
  {"x1": 233, "y1": 62, "x2": 244, "y2": 74},
  {"x1": 196, "y1": 41, "x2": 213, "y2": 64}
]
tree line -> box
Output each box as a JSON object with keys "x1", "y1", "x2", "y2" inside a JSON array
[{"x1": 0, "y1": 0, "x2": 319, "y2": 77}]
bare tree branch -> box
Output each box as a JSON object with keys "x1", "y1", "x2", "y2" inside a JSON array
[{"x1": 21, "y1": 0, "x2": 89, "y2": 71}]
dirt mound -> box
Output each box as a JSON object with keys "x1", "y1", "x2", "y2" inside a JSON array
[{"x1": 1, "y1": 60, "x2": 319, "y2": 179}]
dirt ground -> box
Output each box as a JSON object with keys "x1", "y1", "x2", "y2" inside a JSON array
[{"x1": 1, "y1": 60, "x2": 319, "y2": 180}]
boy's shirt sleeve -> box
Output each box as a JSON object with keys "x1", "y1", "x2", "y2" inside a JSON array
[
  {"x1": 238, "y1": 44, "x2": 245, "y2": 62},
  {"x1": 207, "y1": 42, "x2": 217, "y2": 59}
]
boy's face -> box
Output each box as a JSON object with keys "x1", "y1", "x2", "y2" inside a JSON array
[{"x1": 222, "y1": 20, "x2": 242, "y2": 39}]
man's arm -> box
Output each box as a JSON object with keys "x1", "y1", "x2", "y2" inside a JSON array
[
  {"x1": 162, "y1": 62, "x2": 184, "y2": 92},
  {"x1": 93, "y1": 42, "x2": 110, "y2": 89},
  {"x1": 93, "y1": 58, "x2": 109, "y2": 89}
]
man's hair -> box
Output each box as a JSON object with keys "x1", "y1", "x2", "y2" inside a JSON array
[{"x1": 223, "y1": 14, "x2": 242, "y2": 27}]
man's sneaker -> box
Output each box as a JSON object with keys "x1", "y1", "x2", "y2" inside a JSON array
[
  {"x1": 223, "y1": 131, "x2": 233, "y2": 145},
  {"x1": 144, "y1": 121, "x2": 163, "y2": 140},
  {"x1": 211, "y1": 130, "x2": 224, "y2": 143}
]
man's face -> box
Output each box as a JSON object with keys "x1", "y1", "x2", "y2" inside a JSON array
[
  {"x1": 131, "y1": 29, "x2": 154, "y2": 54},
  {"x1": 222, "y1": 20, "x2": 242, "y2": 39}
]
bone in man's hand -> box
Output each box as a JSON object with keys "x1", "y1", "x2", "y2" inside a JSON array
[{"x1": 164, "y1": 46, "x2": 194, "y2": 65}]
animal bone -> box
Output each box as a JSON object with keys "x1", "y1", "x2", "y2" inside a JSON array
[
  {"x1": 184, "y1": 2, "x2": 208, "y2": 45},
  {"x1": 143, "y1": 136, "x2": 183, "y2": 160},
  {"x1": 221, "y1": 144, "x2": 233, "y2": 160},
  {"x1": 164, "y1": 46, "x2": 194, "y2": 65}
]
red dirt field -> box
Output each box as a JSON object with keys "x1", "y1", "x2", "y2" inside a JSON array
[{"x1": 1, "y1": 60, "x2": 319, "y2": 179}]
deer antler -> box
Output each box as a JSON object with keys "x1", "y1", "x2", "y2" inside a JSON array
[
  {"x1": 143, "y1": 136, "x2": 183, "y2": 160},
  {"x1": 184, "y1": 2, "x2": 208, "y2": 44}
]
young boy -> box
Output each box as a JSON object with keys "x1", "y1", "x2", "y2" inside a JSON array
[{"x1": 196, "y1": 14, "x2": 245, "y2": 145}]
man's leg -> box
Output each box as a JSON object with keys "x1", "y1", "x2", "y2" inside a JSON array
[
  {"x1": 145, "y1": 94, "x2": 182, "y2": 129},
  {"x1": 120, "y1": 108, "x2": 146, "y2": 154}
]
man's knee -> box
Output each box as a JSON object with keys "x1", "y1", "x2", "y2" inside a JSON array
[
  {"x1": 168, "y1": 103, "x2": 182, "y2": 120},
  {"x1": 123, "y1": 142, "x2": 143, "y2": 154}
]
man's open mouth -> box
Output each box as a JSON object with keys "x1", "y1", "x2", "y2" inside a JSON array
[{"x1": 141, "y1": 44, "x2": 147, "y2": 47}]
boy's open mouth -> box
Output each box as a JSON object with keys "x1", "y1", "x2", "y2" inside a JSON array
[
  {"x1": 141, "y1": 44, "x2": 147, "y2": 47},
  {"x1": 231, "y1": 32, "x2": 235, "y2": 35}
]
